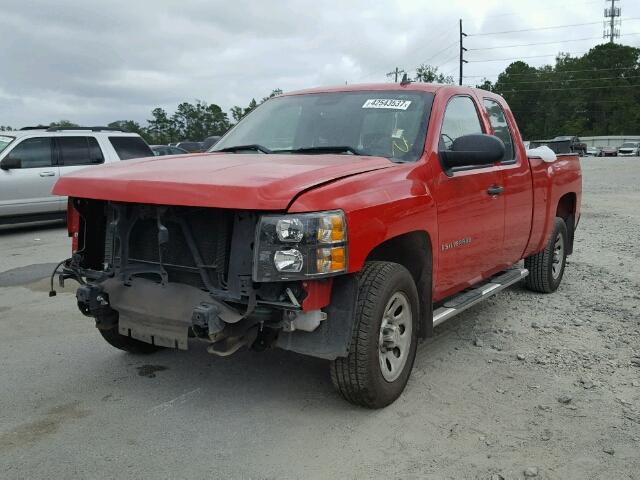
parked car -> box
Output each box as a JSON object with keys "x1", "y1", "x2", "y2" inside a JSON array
[
  {"x1": 202, "y1": 136, "x2": 221, "y2": 151},
  {"x1": 175, "y1": 141, "x2": 204, "y2": 153},
  {"x1": 598, "y1": 146, "x2": 618, "y2": 157},
  {"x1": 53, "y1": 84, "x2": 582, "y2": 408},
  {"x1": 552, "y1": 136, "x2": 587, "y2": 156},
  {"x1": 150, "y1": 145, "x2": 189, "y2": 156},
  {"x1": 531, "y1": 136, "x2": 586, "y2": 156},
  {"x1": 585, "y1": 147, "x2": 600, "y2": 156},
  {"x1": 617, "y1": 142, "x2": 640, "y2": 156},
  {"x1": 0, "y1": 127, "x2": 153, "y2": 225}
]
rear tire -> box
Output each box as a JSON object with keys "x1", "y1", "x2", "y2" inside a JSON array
[
  {"x1": 524, "y1": 217, "x2": 568, "y2": 293},
  {"x1": 330, "y1": 261, "x2": 419, "y2": 408},
  {"x1": 98, "y1": 323, "x2": 163, "y2": 354}
]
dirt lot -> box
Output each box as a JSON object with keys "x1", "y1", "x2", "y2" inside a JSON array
[{"x1": 0, "y1": 157, "x2": 639, "y2": 480}]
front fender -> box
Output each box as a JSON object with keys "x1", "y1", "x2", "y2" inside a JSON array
[{"x1": 288, "y1": 164, "x2": 437, "y2": 273}]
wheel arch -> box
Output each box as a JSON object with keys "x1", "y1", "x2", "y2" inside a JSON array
[
  {"x1": 365, "y1": 230, "x2": 433, "y2": 338},
  {"x1": 556, "y1": 192, "x2": 577, "y2": 255}
]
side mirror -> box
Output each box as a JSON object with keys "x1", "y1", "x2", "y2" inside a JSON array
[
  {"x1": 439, "y1": 134, "x2": 505, "y2": 173},
  {"x1": 0, "y1": 156, "x2": 21, "y2": 170}
]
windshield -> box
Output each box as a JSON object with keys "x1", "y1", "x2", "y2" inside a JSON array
[
  {"x1": 621, "y1": 143, "x2": 637, "y2": 148},
  {"x1": 212, "y1": 91, "x2": 435, "y2": 162},
  {"x1": 0, "y1": 135, "x2": 15, "y2": 154}
]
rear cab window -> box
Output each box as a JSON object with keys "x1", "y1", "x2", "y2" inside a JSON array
[
  {"x1": 483, "y1": 99, "x2": 515, "y2": 163},
  {"x1": 109, "y1": 136, "x2": 153, "y2": 160}
]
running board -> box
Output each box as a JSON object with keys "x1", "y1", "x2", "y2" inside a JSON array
[{"x1": 432, "y1": 267, "x2": 529, "y2": 327}]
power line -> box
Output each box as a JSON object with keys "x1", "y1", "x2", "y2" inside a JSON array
[
  {"x1": 487, "y1": 74, "x2": 640, "y2": 85},
  {"x1": 483, "y1": 0, "x2": 602, "y2": 20},
  {"x1": 462, "y1": 66, "x2": 640, "y2": 78},
  {"x1": 386, "y1": 67, "x2": 405, "y2": 82},
  {"x1": 435, "y1": 53, "x2": 461, "y2": 70},
  {"x1": 496, "y1": 83, "x2": 640, "y2": 92},
  {"x1": 468, "y1": 51, "x2": 587, "y2": 63},
  {"x1": 422, "y1": 40, "x2": 459, "y2": 64},
  {"x1": 467, "y1": 17, "x2": 640, "y2": 37},
  {"x1": 467, "y1": 32, "x2": 640, "y2": 51}
]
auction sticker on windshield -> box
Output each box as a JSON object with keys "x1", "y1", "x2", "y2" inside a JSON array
[{"x1": 362, "y1": 99, "x2": 412, "y2": 110}]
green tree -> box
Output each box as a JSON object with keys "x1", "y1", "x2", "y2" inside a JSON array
[
  {"x1": 146, "y1": 108, "x2": 176, "y2": 144},
  {"x1": 49, "y1": 120, "x2": 79, "y2": 128},
  {"x1": 108, "y1": 120, "x2": 144, "y2": 134},
  {"x1": 475, "y1": 79, "x2": 494, "y2": 92},
  {"x1": 489, "y1": 43, "x2": 640, "y2": 139},
  {"x1": 414, "y1": 64, "x2": 454, "y2": 84},
  {"x1": 171, "y1": 100, "x2": 230, "y2": 141},
  {"x1": 231, "y1": 89, "x2": 282, "y2": 124}
]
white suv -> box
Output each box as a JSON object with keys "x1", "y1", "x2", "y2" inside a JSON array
[
  {"x1": 617, "y1": 142, "x2": 640, "y2": 156},
  {"x1": 0, "y1": 127, "x2": 153, "y2": 225}
]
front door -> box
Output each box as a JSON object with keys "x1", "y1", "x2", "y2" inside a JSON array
[
  {"x1": 0, "y1": 137, "x2": 59, "y2": 218},
  {"x1": 431, "y1": 95, "x2": 505, "y2": 300}
]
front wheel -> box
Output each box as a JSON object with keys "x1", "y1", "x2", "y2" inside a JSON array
[
  {"x1": 524, "y1": 217, "x2": 568, "y2": 293},
  {"x1": 330, "y1": 262, "x2": 419, "y2": 408}
]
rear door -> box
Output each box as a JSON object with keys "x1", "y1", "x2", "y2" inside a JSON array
[
  {"x1": 432, "y1": 95, "x2": 505, "y2": 299},
  {"x1": 482, "y1": 98, "x2": 533, "y2": 265},
  {"x1": 56, "y1": 136, "x2": 105, "y2": 210},
  {"x1": 0, "y1": 136, "x2": 59, "y2": 218}
]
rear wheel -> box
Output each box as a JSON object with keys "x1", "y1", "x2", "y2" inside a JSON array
[
  {"x1": 330, "y1": 262, "x2": 419, "y2": 408},
  {"x1": 524, "y1": 217, "x2": 568, "y2": 293},
  {"x1": 98, "y1": 321, "x2": 163, "y2": 354}
]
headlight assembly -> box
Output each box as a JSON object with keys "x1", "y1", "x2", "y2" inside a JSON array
[{"x1": 253, "y1": 210, "x2": 347, "y2": 281}]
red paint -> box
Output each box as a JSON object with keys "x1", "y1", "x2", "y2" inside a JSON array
[
  {"x1": 53, "y1": 153, "x2": 393, "y2": 211},
  {"x1": 55, "y1": 83, "x2": 582, "y2": 304},
  {"x1": 302, "y1": 279, "x2": 333, "y2": 311},
  {"x1": 66, "y1": 199, "x2": 80, "y2": 253}
]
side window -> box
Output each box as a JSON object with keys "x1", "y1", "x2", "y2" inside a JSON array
[
  {"x1": 88, "y1": 137, "x2": 105, "y2": 164},
  {"x1": 109, "y1": 136, "x2": 154, "y2": 160},
  {"x1": 440, "y1": 96, "x2": 484, "y2": 150},
  {"x1": 5, "y1": 137, "x2": 53, "y2": 168},
  {"x1": 483, "y1": 99, "x2": 515, "y2": 163},
  {"x1": 58, "y1": 137, "x2": 104, "y2": 166}
]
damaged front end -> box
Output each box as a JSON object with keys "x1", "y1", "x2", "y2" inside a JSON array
[{"x1": 54, "y1": 198, "x2": 356, "y2": 359}]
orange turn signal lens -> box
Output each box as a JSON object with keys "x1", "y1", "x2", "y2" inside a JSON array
[
  {"x1": 316, "y1": 246, "x2": 346, "y2": 273},
  {"x1": 330, "y1": 246, "x2": 346, "y2": 270},
  {"x1": 317, "y1": 214, "x2": 345, "y2": 243}
]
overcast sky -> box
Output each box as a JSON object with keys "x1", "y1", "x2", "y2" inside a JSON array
[{"x1": 1, "y1": 0, "x2": 639, "y2": 128}]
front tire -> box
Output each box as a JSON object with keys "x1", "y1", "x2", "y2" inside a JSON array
[
  {"x1": 524, "y1": 217, "x2": 568, "y2": 293},
  {"x1": 330, "y1": 262, "x2": 419, "y2": 408}
]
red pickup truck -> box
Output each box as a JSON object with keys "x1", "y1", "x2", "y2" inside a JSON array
[{"x1": 52, "y1": 84, "x2": 582, "y2": 408}]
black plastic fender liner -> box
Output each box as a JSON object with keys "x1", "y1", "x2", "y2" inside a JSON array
[{"x1": 275, "y1": 274, "x2": 358, "y2": 360}]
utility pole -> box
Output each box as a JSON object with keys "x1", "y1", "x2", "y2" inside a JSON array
[
  {"x1": 604, "y1": 0, "x2": 621, "y2": 43},
  {"x1": 386, "y1": 67, "x2": 405, "y2": 83},
  {"x1": 459, "y1": 19, "x2": 468, "y2": 86}
]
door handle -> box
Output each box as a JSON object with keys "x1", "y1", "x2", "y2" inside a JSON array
[
  {"x1": 487, "y1": 185, "x2": 504, "y2": 196},
  {"x1": 39, "y1": 171, "x2": 55, "y2": 177}
]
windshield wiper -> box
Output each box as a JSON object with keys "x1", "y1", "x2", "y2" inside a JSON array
[
  {"x1": 273, "y1": 146, "x2": 363, "y2": 155},
  {"x1": 217, "y1": 144, "x2": 272, "y2": 154}
]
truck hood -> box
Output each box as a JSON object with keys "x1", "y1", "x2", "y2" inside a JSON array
[{"x1": 53, "y1": 152, "x2": 395, "y2": 210}]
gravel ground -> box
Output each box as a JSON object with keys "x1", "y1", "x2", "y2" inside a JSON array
[{"x1": 0, "y1": 157, "x2": 639, "y2": 480}]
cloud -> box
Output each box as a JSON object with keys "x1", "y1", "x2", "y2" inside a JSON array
[{"x1": 0, "y1": 0, "x2": 637, "y2": 128}]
